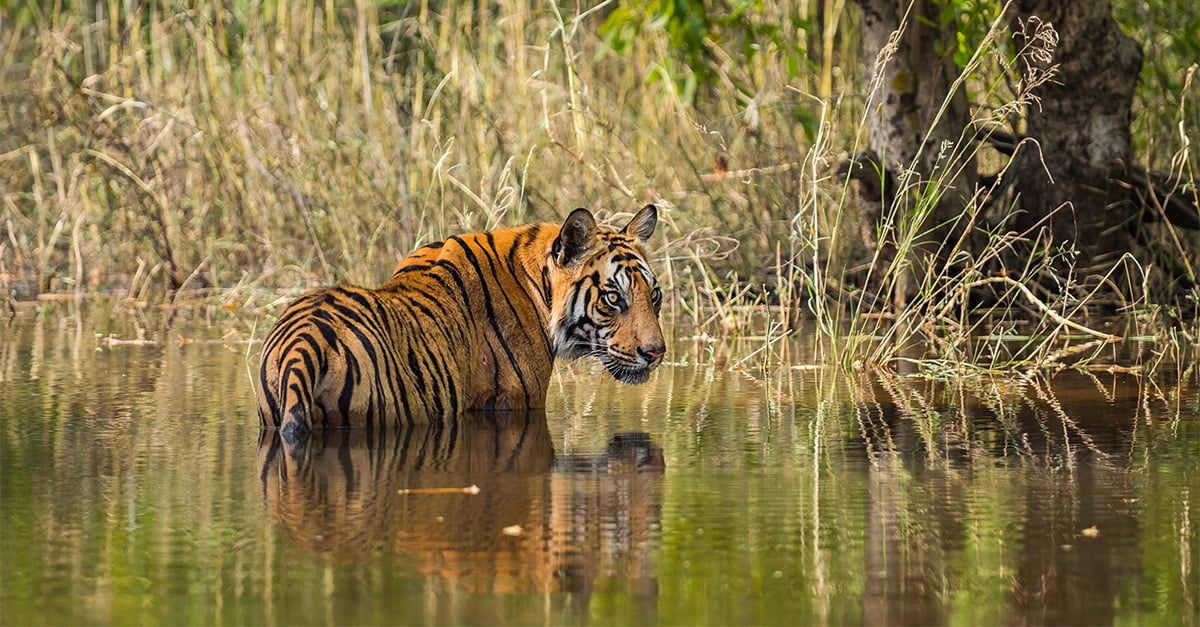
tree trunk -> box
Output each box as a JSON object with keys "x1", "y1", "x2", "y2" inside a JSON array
[
  {"x1": 855, "y1": 0, "x2": 978, "y2": 306},
  {"x1": 1007, "y1": 1, "x2": 1144, "y2": 276}
]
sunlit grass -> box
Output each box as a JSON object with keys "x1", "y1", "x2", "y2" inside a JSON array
[{"x1": 2, "y1": 1, "x2": 1197, "y2": 374}]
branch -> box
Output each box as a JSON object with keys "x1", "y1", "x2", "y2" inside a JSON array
[{"x1": 960, "y1": 276, "x2": 1123, "y2": 341}]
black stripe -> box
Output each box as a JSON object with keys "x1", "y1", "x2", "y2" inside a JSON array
[
  {"x1": 338, "y1": 347, "x2": 359, "y2": 425},
  {"x1": 405, "y1": 346, "x2": 434, "y2": 418},
  {"x1": 479, "y1": 233, "x2": 537, "y2": 404},
  {"x1": 609, "y1": 251, "x2": 642, "y2": 263},
  {"x1": 434, "y1": 257, "x2": 473, "y2": 311},
  {"x1": 371, "y1": 304, "x2": 414, "y2": 426},
  {"x1": 452, "y1": 236, "x2": 532, "y2": 404},
  {"x1": 504, "y1": 234, "x2": 554, "y2": 359},
  {"x1": 258, "y1": 357, "x2": 279, "y2": 422},
  {"x1": 540, "y1": 265, "x2": 553, "y2": 307},
  {"x1": 393, "y1": 263, "x2": 434, "y2": 275}
]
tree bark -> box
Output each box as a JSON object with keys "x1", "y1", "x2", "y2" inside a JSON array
[
  {"x1": 1007, "y1": 1, "x2": 1144, "y2": 275},
  {"x1": 855, "y1": 0, "x2": 978, "y2": 305}
]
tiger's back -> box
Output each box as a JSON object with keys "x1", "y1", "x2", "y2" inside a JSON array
[
  {"x1": 256, "y1": 282, "x2": 474, "y2": 430},
  {"x1": 256, "y1": 205, "x2": 665, "y2": 439}
]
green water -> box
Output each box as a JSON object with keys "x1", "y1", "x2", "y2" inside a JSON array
[{"x1": 1, "y1": 302, "x2": 1197, "y2": 625}]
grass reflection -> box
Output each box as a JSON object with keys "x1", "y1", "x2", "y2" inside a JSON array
[{"x1": 0, "y1": 305, "x2": 1196, "y2": 624}]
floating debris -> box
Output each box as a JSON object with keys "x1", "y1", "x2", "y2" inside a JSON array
[
  {"x1": 98, "y1": 336, "x2": 263, "y2": 346},
  {"x1": 397, "y1": 484, "x2": 480, "y2": 495}
]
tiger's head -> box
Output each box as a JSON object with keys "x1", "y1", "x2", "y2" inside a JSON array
[{"x1": 548, "y1": 204, "x2": 666, "y2": 384}]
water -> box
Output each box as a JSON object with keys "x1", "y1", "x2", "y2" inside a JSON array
[{"x1": 2, "y1": 301, "x2": 1197, "y2": 625}]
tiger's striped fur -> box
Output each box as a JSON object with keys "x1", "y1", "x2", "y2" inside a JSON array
[{"x1": 256, "y1": 205, "x2": 665, "y2": 439}]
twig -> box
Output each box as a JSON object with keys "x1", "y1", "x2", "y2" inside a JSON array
[
  {"x1": 83, "y1": 148, "x2": 181, "y2": 285},
  {"x1": 700, "y1": 161, "x2": 804, "y2": 181},
  {"x1": 958, "y1": 276, "x2": 1123, "y2": 341},
  {"x1": 549, "y1": 139, "x2": 636, "y2": 198},
  {"x1": 99, "y1": 337, "x2": 264, "y2": 346},
  {"x1": 398, "y1": 485, "x2": 481, "y2": 495}
]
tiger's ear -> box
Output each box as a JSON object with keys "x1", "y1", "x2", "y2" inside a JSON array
[
  {"x1": 622, "y1": 204, "x2": 658, "y2": 243},
  {"x1": 553, "y1": 208, "x2": 598, "y2": 267}
]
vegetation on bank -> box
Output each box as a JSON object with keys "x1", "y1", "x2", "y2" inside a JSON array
[{"x1": 2, "y1": 1, "x2": 1197, "y2": 371}]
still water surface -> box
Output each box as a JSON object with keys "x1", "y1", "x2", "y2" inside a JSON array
[{"x1": 2, "y1": 302, "x2": 1197, "y2": 625}]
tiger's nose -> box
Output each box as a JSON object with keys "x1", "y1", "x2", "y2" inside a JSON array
[{"x1": 638, "y1": 344, "x2": 666, "y2": 363}]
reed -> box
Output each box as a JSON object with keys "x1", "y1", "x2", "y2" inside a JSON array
[{"x1": 1, "y1": 1, "x2": 1196, "y2": 372}]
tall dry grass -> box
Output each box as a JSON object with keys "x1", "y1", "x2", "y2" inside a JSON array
[
  {"x1": 2, "y1": 1, "x2": 773, "y2": 301},
  {"x1": 1, "y1": 1, "x2": 1196, "y2": 371}
]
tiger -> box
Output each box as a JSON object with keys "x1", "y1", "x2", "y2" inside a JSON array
[{"x1": 256, "y1": 204, "x2": 666, "y2": 440}]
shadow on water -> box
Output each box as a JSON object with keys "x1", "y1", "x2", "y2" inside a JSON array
[
  {"x1": 257, "y1": 412, "x2": 663, "y2": 619},
  {"x1": 849, "y1": 372, "x2": 1176, "y2": 626}
]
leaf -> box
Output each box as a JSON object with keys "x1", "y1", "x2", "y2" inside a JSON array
[
  {"x1": 786, "y1": 54, "x2": 800, "y2": 80},
  {"x1": 679, "y1": 72, "x2": 698, "y2": 104},
  {"x1": 954, "y1": 47, "x2": 973, "y2": 69},
  {"x1": 940, "y1": 3, "x2": 957, "y2": 27}
]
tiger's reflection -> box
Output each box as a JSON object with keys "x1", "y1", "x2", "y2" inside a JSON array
[{"x1": 258, "y1": 411, "x2": 663, "y2": 601}]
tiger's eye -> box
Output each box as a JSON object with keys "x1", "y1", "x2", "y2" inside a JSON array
[{"x1": 602, "y1": 291, "x2": 622, "y2": 308}]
